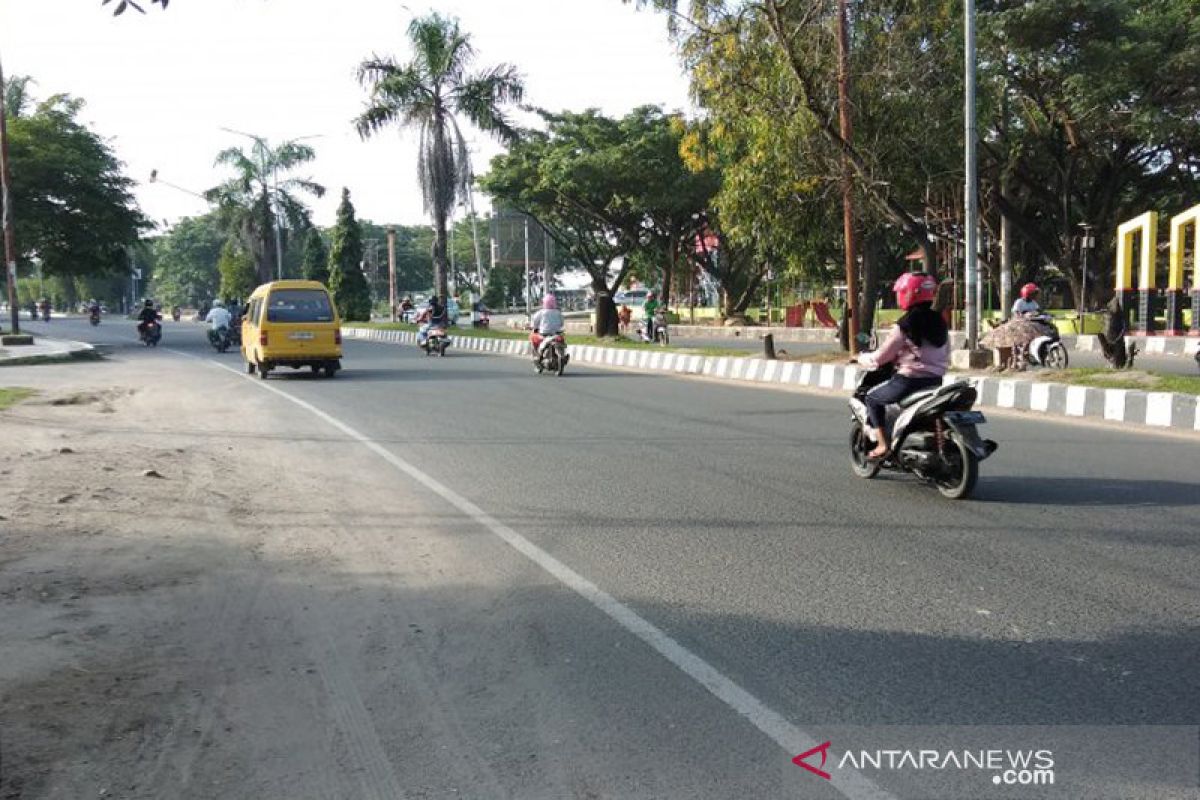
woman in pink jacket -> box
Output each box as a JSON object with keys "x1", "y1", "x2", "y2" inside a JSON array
[{"x1": 856, "y1": 273, "x2": 950, "y2": 459}]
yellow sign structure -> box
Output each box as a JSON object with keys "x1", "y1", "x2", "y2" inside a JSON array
[
  {"x1": 1115, "y1": 211, "x2": 1158, "y2": 292},
  {"x1": 1168, "y1": 204, "x2": 1200, "y2": 292}
]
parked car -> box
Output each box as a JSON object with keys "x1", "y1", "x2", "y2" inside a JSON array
[{"x1": 615, "y1": 289, "x2": 649, "y2": 306}]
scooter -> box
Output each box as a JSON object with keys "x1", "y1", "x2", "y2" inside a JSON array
[
  {"x1": 638, "y1": 309, "x2": 670, "y2": 345},
  {"x1": 89, "y1": 308, "x2": 101, "y2": 326},
  {"x1": 422, "y1": 325, "x2": 450, "y2": 357},
  {"x1": 472, "y1": 309, "x2": 491, "y2": 329},
  {"x1": 140, "y1": 318, "x2": 162, "y2": 347},
  {"x1": 1023, "y1": 314, "x2": 1068, "y2": 369},
  {"x1": 848, "y1": 364, "x2": 998, "y2": 500},
  {"x1": 534, "y1": 332, "x2": 569, "y2": 376},
  {"x1": 208, "y1": 325, "x2": 232, "y2": 353}
]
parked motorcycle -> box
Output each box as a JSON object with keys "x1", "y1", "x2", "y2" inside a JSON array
[
  {"x1": 422, "y1": 326, "x2": 450, "y2": 357},
  {"x1": 848, "y1": 365, "x2": 998, "y2": 500},
  {"x1": 534, "y1": 332, "x2": 569, "y2": 376},
  {"x1": 638, "y1": 309, "x2": 670, "y2": 345},
  {"x1": 140, "y1": 319, "x2": 162, "y2": 347},
  {"x1": 208, "y1": 325, "x2": 232, "y2": 353}
]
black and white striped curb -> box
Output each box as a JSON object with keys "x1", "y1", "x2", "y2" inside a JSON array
[{"x1": 343, "y1": 327, "x2": 1200, "y2": 433}]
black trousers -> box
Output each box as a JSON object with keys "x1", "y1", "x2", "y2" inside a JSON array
[{"x1": 865, "y1": 374, "x2": 942, "y2": 431}]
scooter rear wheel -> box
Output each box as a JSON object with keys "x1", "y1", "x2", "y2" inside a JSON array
[
  {"x1": 934, "y1": 434, "x2": 978, "y2": 500},
  {"x1": 849, "y1": 420, "x2": 881, "y2": 479}
]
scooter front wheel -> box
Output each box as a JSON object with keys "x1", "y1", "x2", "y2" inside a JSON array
[
  {"x1": 1044, "y1": 342, "x2": 1069, "y2": 369},
  {"x1": 849, "y1": 420, "x2": 881, "y2": 479}
]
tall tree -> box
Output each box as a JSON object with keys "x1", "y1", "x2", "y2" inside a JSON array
[
  {"x1": 217, "y1": 238, "x2": 256, "y2": 301},
  {"x1": 204, "y1": 138, "x2": 325, "y2": 285},
  {"x1": 4, "y1": 81, "x2": 147, "y2": 290},
  {"x1": 483, "y1": 108, "x2": 681, "y2": 335},
  {"x1": 151, "y1": 213, "x2": 224, "y2": 306},
  {"x1": 327, "y1": 188, "x2": 371, "y2": 321},
  {"x1": 354, "y1": 12, "x2": 524, "y2": 301},
  {"x1": 301, "y1": 227, "x2": 329, "y2": 284}
]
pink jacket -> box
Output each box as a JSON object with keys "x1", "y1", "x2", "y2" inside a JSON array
[{"x1": 857, "y1": 325, "x2": 949, "y2": 377}]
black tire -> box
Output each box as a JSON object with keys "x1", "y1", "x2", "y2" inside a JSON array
[
  {"x1": 257, "y1": 361, "x2": 270, "y2": 380},
  {"x1": 247, "y1": 361, "x2": 256, "y2": 375},
  {"x1": 323, "y1": 364, "x2": 337, "y2": 378},
  {"x1": 1044, "y1": 342, "x2": 1069, "y2": 369},
  {"x1": 934, "y1": 433, "x2": 979, "y2": 500},
  {"x1": 311, "y1": 365, "x2": 321, "y2": 375},
  {"x1": 555, "y1": 347, "x2": 566, "y2": 376},
  {"x1": 438, "y1": 342, "x2": 447, "y2": 357},
  {"x1": 849, "y1": 419, "x2": 881, "y2": 479}
]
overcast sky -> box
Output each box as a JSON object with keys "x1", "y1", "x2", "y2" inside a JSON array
[{"x1": 0, "y1": 0, "x2": 691, "y2": 231}]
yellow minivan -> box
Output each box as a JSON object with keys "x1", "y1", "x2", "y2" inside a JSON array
[{"x1": 240, "y1": 280, "x2": 342, "y2": 379}]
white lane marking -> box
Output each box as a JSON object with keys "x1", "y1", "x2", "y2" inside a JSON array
[{"x1": 174, "y1": 348, "x2": 892, "y2": 800}]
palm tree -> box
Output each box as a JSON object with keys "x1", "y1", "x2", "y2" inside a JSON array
[
  {"x1": 205, "y1": 137, "x2": 325, "y2": 285},
  {"x1": 355, "y1": 13, "x2": 523, "y2": 300}
]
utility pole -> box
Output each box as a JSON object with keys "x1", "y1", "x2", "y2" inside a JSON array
[
  {"x1": 523, "y1": 217, "x2": 531, "y2": 318},
  {"x1": 466, "y1": 176, "x2": 485, "y2": 298},
  {"x1": 836, "y1": 0, "x2": 859, "y2": 354},
  {"x1": 964, "y1": 0, "x2": 980, "y2": 349},
  {"x1": 387, "y1": 227, "x2": 398, "y2": 322},
  {"x1": 0, "y1": 55, "x2": 20, "y2": 334}
]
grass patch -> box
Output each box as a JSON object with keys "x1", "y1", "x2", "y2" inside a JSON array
[
  {"x1": 0, "y1": 387, "x2": 35, "y2": 410},
  {"x1": 1037, "y1": 368, "x2": 1200, "y2": 396},
  {"x1": 354, "y1": 322, "x2": 749, "y2": 358}
]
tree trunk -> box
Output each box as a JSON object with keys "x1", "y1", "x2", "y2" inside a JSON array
[
  {"x1": 858, "y1": 236, "x2": 879, "y2": 335},
  {"x1": 593, "y1": 277, "x2": 618, "y2": 336},
  {"x1": 432, "y1": 209, "x2": 449, "y2": 300},
  {"x1": 661, "y1": 239, "x2": 676, "y2": 308}
]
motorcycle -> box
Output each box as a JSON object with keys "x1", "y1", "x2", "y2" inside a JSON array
[
  {"x1": 140, "y1": 318, "x2": 162, "y2": 347},
  {"x1": 40, "y1": 305, "x2": 51, "y2": 322},
  {"x1": 171, "y1": 306, "x2": 182, "y2": 322},
  {"x1": 848, "y1": 365, "x2": 998, "y2": 500},
  {"x1": 534, "y1": 332, "x2": 569, "y2": 376},
  {"x1": 88, "y1": 308, "x2": 101, "y2": 326},
  {"x1": 472, "y1": 309, "x2": 491, "y2": 329},
  {"x1": 421, "y1": 325, "x2": 450, "y2": 357},
  {"x1": 638, "y1": 309, "x2": 670, "y2": 346},
  {"x1": 208, "y1": 325, "x2": 232, "y2": 353},
  {"x1": 1022, "y1": 314, "x2": 1068, "y2": 369}
]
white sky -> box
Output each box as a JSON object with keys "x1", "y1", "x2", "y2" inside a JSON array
[{"x1": 0, "y1": 0, "x2": 691, "y2": 230}]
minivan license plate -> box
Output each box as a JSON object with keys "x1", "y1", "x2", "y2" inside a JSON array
[{"x1": 289, "y1": 331, "x2": 314, "y2": 340}]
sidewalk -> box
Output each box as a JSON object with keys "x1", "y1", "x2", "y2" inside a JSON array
[
  {"x1": 344, "y1": 326, "x2": 1200, "y2": 434},
  {"x1": 0, "y1": 336, "x2": 97, "y2": 366}
]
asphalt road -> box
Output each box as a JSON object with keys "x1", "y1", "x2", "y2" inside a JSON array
[{"x1": 18, "y1": 316, "x2": 1200, "y2": 798}]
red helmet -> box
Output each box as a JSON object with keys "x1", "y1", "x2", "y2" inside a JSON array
[
  {"x1": 1020, "y1": 283, "x2": 1039, "y2": 300},
  {"x1": 893, "y1": 272, "x2": 937, "y2": 310}
]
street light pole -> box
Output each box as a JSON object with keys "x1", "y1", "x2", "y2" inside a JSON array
[
  {"x1": 964, "y1": 0, "x2": 980, "y2": 349},
  {"x1": 0, "y1": 55, "x2": 21, "y2": 334},
  {"x1": 836, "y1": 0, "x2": 859, "y2": 355},
  {"x1": 1079, "y1": 223, "x2": 1094, "y2": 333}
]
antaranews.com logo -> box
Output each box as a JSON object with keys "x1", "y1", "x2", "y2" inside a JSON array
[{"x1": 794, "y1": 741, "x2": 1055, "y2": 788}]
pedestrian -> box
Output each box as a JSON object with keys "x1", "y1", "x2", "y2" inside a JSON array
[{"x1": 618, "y1": 304, "x2": 632, "y2": 335}]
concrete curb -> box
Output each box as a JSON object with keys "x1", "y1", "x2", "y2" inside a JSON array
[
  {"x1": 0, "y1": 337, "x2": 97, "y2": 367},
  {"x1": 342, "y1": 327, "x2": 1200, "y2": 434}
]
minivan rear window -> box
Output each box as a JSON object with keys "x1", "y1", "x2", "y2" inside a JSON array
[{"x1": 266, "y1": 289, "x2": 334, "y2": 323}]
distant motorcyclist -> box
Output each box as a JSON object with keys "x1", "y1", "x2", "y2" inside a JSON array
[
  {"x1": 642, "y1": 291, "x2": 660, "y2": 341},
  {"x1": 529, "y1": 293, "x2": 565, "y2": 361},
  {"x1": 204, "y1": 300, "x2": 233, "y2": 346},
  {"x1": 136, "y1": 298, "x2": 161, "y2": 336},
  {"x1": 417, "y1": 295, "x2": 448, "y2": 347},
  {"x1": 856, "y1": 273, "x2": 949, "y2": 459},
  {"x1": 38, "y1": 298, "x2": 51, "y2": 322}
]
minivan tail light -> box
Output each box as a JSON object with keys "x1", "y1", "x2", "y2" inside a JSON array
[
  {"x1": 259, "y1": 332, "x2": 269, "y2": 346},
  {"x1": 334, "y1": 328, "x2": 342, "y2": 345}
]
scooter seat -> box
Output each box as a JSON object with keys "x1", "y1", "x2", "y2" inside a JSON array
[{"x1": 896, "y1": 388, "x2": 940, "y2": 408}]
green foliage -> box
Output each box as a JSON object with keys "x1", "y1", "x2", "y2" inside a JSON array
[
  {"x1": 205, "y1": 138, "x2": 324, "y2": 285},
  {"x1": 217, "y1": 238, "x2": 256, "y2": 301},
  {"x1": 4, "y1": 80, "x2": 147, "y2": 282},
  {"x1": 301, "y1": 228, "x2": 329, "y2": 284},
  {"x1": 151, "y1": 213, "x2": 224, "y2": 306},
  {"x1": 355, "y1": 12, "x2": 524, "y2": 300},
  {"x1": 327, "y1": 189, "x2": 371, "y2": 321}
]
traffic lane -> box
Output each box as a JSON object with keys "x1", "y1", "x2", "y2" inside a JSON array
[
  {"x1": 22, "y1": 315, "x2": 213, "y2": 354},
  {"x1": 266, "y1": 339, "x2": 1200, "y2": 730}
]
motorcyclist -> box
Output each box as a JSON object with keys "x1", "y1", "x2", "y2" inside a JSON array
[
  {"x1": 204, "y1": 299, "x2": 233, "y2": 345},
  {"x1": 1011, "y1": 283, "x2": 1042, "y2": 318},
  {"x1": 529, "y1": 293, "x2": 565, "y2": 362},
  {"x1": 856, "y1": 273, "x2": 949, "y2": 459},
  {"x1": 417, "y1": 295, "x2": 448, "y2": 347},
  {"x1": 38, "y1": 298, "x2": 51, "y2": 321},
  {"x1": 136, "y1": 298, "x2": 161, "y2": 337},
  {"x1": 87, "y1": 298, "x2": 101, "y2": 318},
  {"x1": 642, "y1": 291, "x2": 660, "y2": 341}
]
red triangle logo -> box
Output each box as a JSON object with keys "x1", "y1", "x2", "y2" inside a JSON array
[{"x1": 792, "y1": 741, "x2": 833, "y2": 781}]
